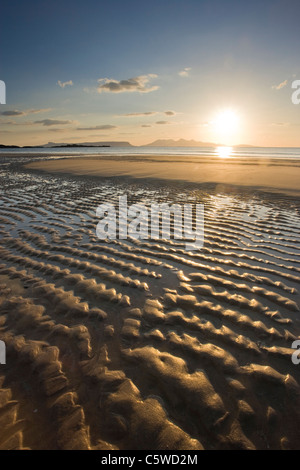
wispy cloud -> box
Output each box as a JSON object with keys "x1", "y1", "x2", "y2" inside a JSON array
[
  {"x1": 121, "y1": 110, "x2": 176, "y2": 117},
  {"x1": 26, "y1": 108, "x2": 52, "y2": 115},
  {"x1": 76, "y1": 125, "x2": 117, "y2": 130},
  {"x1": 123, "y1": 111, "x2": 157, "y2": 117},
  {"x1": 0, "y1": 108, "x2": 51, "y2": 116},
  {"x1": 97, "y1": 74, "x2": 159, "y2": 93},
  {"x1": 1, "y1": 110, "x2": 26, "y2": 116},
  {"x1": 34, "y1": 119, "x2": 76, "y2": 126},
  {"x1": 57, "y1": 80, "x2": 73, "y2": 88},
  {"x1": 271, "y1": 122, "x2": 290, "y2": 127},
  {"x1": 178, "y1": 67, "x2": 191, "y2": 77},
  {"x1": 0, "y1": 119, "x2": 35, "y2": 126},
  {"x1": 272, "y1": 79, "x2": 288, "y2": 90}
]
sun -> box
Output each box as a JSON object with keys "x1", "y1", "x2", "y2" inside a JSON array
[{"x1": 213, "y1": 109, "x2": 240, "y2": 135}]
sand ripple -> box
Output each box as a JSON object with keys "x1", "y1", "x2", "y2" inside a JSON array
[{"x1": 0, "y1": 160, "x2": 300, "y2": 449}]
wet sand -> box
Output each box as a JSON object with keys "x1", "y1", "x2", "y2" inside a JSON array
[
  {"x1": 0, "y1": 154, "x2": 300, "y2": 449},
  {"x1": 26, "y1": 155, "x2": 300, "y2": 196}
]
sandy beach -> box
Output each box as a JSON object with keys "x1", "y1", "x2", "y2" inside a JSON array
[
  {"x1": 0, "y1": 154, "x2": 300, "y2": 450},
  {"x1": 2, "y1": 0, "x2": 300, "y2": 453},
  {"x1": 26, "y1": 155, "x2": 300, "y2": 196}
]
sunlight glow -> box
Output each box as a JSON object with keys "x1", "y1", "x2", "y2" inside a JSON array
[
  {"x1": 216, "y1": 146, "x2": 233, "y2": 158},
  {"x1": 213, "y1": 109, "x2": 240, "y2": 136}
]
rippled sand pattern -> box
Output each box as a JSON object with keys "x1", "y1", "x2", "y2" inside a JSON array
[{"x1": 0, "y1": 158, "x2": 300, "y2": 449}]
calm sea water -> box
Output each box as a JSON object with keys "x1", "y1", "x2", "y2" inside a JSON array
[{"x1": 1, "y1": 146, "x2": 300, "y2": 159}]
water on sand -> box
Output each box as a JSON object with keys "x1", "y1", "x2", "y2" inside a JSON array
[{"x1": 0, "y1": 155, "x2": 300, "y2": 450}]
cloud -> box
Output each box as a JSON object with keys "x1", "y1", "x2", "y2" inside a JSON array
[
  {"x1": 76, "y1": 125, "x2": 117, "y2": 131},
  {"x1": 0, "y1": 119, "x2": 43, "y2": 126},
  {"x1": 156, "y1": 120, "x2": 169, "y2": 125},
  {"x1": 97, "y1": 74, "x2": 159, "y2": 93},
  {"x1": 178, "y1": 67, "x2": 191, "y2": 77},
  {"x1": 0, "y1": 119, "x2": 35, "y2": 126},
  {"x1": 0, "y1": 108, "x2": 51, "y2": 116},
  {"x1": 272, "y1": 79, "x2": 288, "y2": 90},
  {"x1": 121, "y1": 110, "x2": 176, "y2": 117},
  {"x1": 24, "y1": 108, "x2": 52, "y2": 115},
  {"x1": 34, "y1": 119, "x2": 75, "y2": 126},
  {"x1": 123, "y1": 111, "x2": 157, "y2": 117},
  {"x1": 57, "y1": 80, "x2": 73, "y2": 88},
  {"x1": 271, "y1": 122, "x2": 290, "y2": 127},
  {"x1": 1, "y1": 110, "x2": 25, "y2": 116}
]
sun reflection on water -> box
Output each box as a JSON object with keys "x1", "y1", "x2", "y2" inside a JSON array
[{"x1": 216, "y1": 146, "x2": 233, "y2": 158}]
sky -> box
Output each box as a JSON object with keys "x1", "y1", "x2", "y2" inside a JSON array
[{"x1": 1, "y1": 0, "x2": 300, "y2": 147}]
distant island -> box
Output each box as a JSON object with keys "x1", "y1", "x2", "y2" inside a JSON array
[
  {"x1": 0, "y1": 144, "x2": 110, "y2": 149},
  {"x1": 0, "y1": 141, "x2": 133, "y2": 149},
  {"x1": 49, "y1": 144, "x2": 110, "y2": 148},
  {"x1": 0, "y1": 139, "x2": 258, "y2": 149}
]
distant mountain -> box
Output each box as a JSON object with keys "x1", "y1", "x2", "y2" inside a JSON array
[
  {"x1": 0, "y1": 141, "x2": 133, "y2": 149},
  {"x1": 43, "y1": 141, "x2": 133, "y2": 148},
  {"x1": 145, "y1": 139, "x2": 218, "y2": 147}
]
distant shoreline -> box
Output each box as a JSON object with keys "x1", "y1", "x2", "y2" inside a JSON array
[
  {"x1": 0, "y1": 144, "x2": 111, "y2": 149},
  {"x1": 1, "y1": 138, "x2": 300, "y2": 150}
]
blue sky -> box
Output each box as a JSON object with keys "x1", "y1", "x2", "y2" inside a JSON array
[{"x1": 1, "y1": 0, "x2": 300, "y2": 146}]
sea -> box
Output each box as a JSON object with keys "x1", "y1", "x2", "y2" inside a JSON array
[{"x1": 1, "y1": 146, "x2": 300, "y2": 159}]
